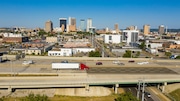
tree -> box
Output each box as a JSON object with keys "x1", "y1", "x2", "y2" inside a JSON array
[
  {"x1": 38, "y1": 30, "x2": 48, "y2": 36},
  {"x1": 0, "y1": 98, "x2": 4, "y2": 101},
  {"x1": 89, "y1": 51, "x2": 101, "y2": 57},
  {"x1": 165, "y1": 52, "x2": 172, "y2": 58},
  {"x1": 135, "y1": 51, "x2": 140, "y2": 57},
  {"x1": 176, "y1": 56, "x2": 180, "y2": 59},
  {"x1": 139, "y1": 42, "x2": 146, "y2": 50},
  {"x1": 123, "y1": 50, "x2": 131, "y2": 58},
  {"x1": 115, "y1": 92, "x2": 140, "y2": 101}
]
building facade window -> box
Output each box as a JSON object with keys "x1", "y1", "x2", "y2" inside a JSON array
[{"x1": 109, "y1": 36, "x2": 112, "y2": 40}]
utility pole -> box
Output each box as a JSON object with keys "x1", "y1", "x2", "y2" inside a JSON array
[
  {"x1": 137, "y1": 80, "x2": 141, "y2": 99},
  {"x1": 102, "y1": 44, "x2": 104, "y2": 58},
  {"x1": 137, "y1": 79, "x2": 145, "y2": 101},
  {"x1": 141, "y1": 80, "x2": 145, "y2": 101}
]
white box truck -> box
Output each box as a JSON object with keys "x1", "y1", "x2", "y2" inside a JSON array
[{"x1": 52, "y1": 63, "x2": 89, "y2": 70}]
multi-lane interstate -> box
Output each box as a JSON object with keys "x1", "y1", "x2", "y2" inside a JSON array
[{"x1": 0, "y1": 56, "x2": 180, "y2": 100}]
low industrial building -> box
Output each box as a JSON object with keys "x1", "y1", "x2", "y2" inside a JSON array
[
  {"x1": 25, "y1": 47, "x2": 43, "y2": 55},
  {"x1": 48, "y1": 48, "x2": 95, "y2": 57},
  {"x1": 2, "y1": 33, "x2": 29, "y2": 43},
  {"x1": 46, "y1": 37, "x2": 59, "y2": 43}
]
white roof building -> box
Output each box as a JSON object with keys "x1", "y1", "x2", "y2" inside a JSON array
[{"x1": 103, "y1": 34, "x2": 122, "y2": 44}]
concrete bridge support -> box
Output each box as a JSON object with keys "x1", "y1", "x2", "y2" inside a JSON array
[
  {"x1": 8, "y1": 86, "x2": 12, "y2": 92},
  {"x1": 162, "y1": 82, "x2": 167, "y2": 93},
  {"x1": 85, "y1": 84, "x2": 89, "y2": 91},
  {"x1": 114, "y1": 84, "x2": 119, "y2": 94},
  {"x1": 157, "y1": 84, "x2": 160, "y2": 90}
]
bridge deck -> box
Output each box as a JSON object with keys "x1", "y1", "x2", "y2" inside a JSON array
[{"x1": 87, "y1": 67, "x2": 177, "y2": 74}]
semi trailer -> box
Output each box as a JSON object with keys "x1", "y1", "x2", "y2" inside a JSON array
[{"x1": 52, "y1": 63, "x2": 89, "y2": 70}]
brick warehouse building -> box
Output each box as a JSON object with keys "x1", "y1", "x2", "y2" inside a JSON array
[{"x1": 3, "y1": 37, "x2": 29, "y2": 43}]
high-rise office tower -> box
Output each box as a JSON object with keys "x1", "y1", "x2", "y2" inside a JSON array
[
  {"x1": 114, "y1": 23, "x2": 119, "y2": 33},
  {"x1": 143, "y1": 25, "x2": 150, "y2": 35},
  {"x1": 159, "y1": 25, "x2": 165, "y2": 35},
  {"x1": 80, "y1": 19, "x2": 85, "y2": 32},
  {"x1": 86, "y1": 18, "x2": 92, "y2": 32},
  {"x1": 68, "y1": 17, "x2": 76, "y2": 32},
  {"x1": 45, "y1": 20, "x2": 53, "y2": 33},
  {"x1": 59, "y1": 18, "x2": 67, "y2": 32},
  {"x1": 69, "y1": 17, "x2": 76, "y2": 26}
]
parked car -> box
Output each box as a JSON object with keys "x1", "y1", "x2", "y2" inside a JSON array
[
  {"x1": 128, "y1": 60, "x2": 135, "y2": 63},
  {"x1": 96, "y1": 62, "x2": 103, "y2": 65},
  {"x1": 61, "y1": 60, "x2": 68, "y2": 63}
]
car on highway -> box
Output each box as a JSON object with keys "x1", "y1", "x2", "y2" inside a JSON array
[
  {"x1": 22, "y1": 60, "x2": 34, "y2": 65},
  {"x1": 96, "y1": 62, "x2": 103, "y2": 65},
  {"x1": 128, "y1": 60, "x2": 135, "y2": 63},
  {"x1": 137, "y1": 61, "x2": 149, "y2": 65},
  {"x1": 145, "y1": 92, "x2": 151, "y2": 98},
  {"x1": 61, "y1": 60, "x2": 68, "y2": 63}
]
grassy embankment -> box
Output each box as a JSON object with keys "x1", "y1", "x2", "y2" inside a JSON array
[
  {"x1": 169, "y1": 88, "x2": 180, "y2": 101},
  {"x1": 1, "y1": 95, "x2": 119, "y2": 101}
]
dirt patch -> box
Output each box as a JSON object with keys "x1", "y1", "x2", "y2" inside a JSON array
[
  {"x1": 55, "y1": 87, "x2": 112, "y2": 96},
  {"x1": 0, "y1": 87, "x2": 113, "y2": 97}
]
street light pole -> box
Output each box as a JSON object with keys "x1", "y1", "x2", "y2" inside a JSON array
[
  {"x1": 137, "y1": 80, "x2": 141, "y2": 99},
  {"x1": 11, "y1": 60, "x2": 12, "y2": 77},
  {"x1": 141, "y1": 80, "x2": 145, "y2": 101}
]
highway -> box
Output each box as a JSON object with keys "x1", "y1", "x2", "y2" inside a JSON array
[
  {"x1": 0, "y1": 57, "x2": 180, "y2": 87},
  {"x1": 0, "y1": 56, "x2": 180, "y2": 100},
  {"x1": 124, "y1": 86, "x2": 154, "y2": 101}
]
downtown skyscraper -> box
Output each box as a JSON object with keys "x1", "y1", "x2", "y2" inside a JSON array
[
  {"x1": 80, "y1": 19, "x2": 85, "y2": 32},
  {"x1": 86, "y1": 18, "x2": 92, "y2": 32},
  {"x1": 143, "y1": 25, "x2": 150, "y2": 35},
  {"x1": 45, "y1": 20, "x2": 53, "y2": 33},
  {"x1": 59, "y1": 18, "x2": 67, "y2": 32},
  {"x1": 159, "y1": 25, "x2": 165, "y2": 35},
  {"x1": 68, "y1": 17, "x2": 76, "y2": 32}
]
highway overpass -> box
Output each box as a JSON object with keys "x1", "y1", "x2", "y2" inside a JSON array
[{"x1": 0, "y1": 73, "x2": 180, "y2": 93}]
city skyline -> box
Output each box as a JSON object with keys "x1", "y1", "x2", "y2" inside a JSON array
[{"x1": 0, "y1": 0, "x2": 180, "y2": 29}]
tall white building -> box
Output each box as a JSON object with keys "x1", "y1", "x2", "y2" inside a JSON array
[
  {"x1": 86, "y1": 18, "x2": 92, "y2": 32},
  {"x1": 122, "y1": 30, "x2": 139, "y2": 46},
  {"x1": 80, "y1": 19, "x2": 85, "y2": 31},
  {"x1": 69, "y1": 17, "x2": 71, "y2": 25}
]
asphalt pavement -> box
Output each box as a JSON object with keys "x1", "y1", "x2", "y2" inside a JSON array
[{"x1": 87, "y1": 67, "x2": 177, "y2": 74}]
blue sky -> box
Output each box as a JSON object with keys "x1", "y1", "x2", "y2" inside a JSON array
[{"x1": 0, "y1": 0, "x2": 180, "y2": 29}]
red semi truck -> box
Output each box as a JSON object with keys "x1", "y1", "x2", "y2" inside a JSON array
[{"x1": 52, "y1": 63, "x2": 89, "y2": 70}]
